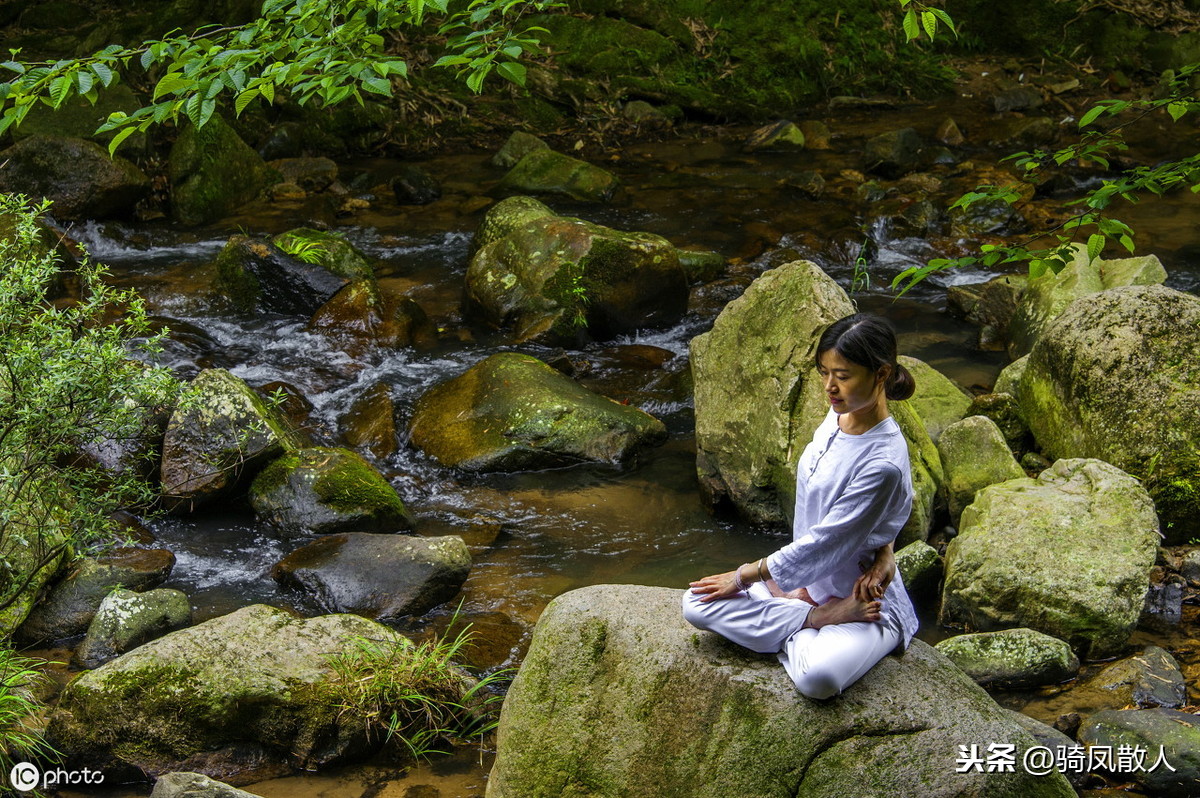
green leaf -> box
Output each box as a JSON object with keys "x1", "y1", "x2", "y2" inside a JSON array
[
  {"x1": 234, "y1": 88, "x2": 258, "y2": 115},
  {"x1": 49, "y1": 75, "x2": 72, "y2": 108},
  {"x1": 921, "y1": 10, "x2": 937, "y2": 40},
  {"x1": 496, "y1": 60, "x2": 526, "y2": 86},
  {"x1": 185, "y1": 92, "x2": 203, "y2": 126},
  {"x1": 106, "y1": 126, "x2": 137, "y2": 156},
  {"x1": 1086, "y1": 233, "x2": 1104, "y2": 263},
  {"x1": 465, "y1": 65, "x2": 489, "y2": 94},
  {"x1": 75, "y1": 70, "x2": 94, "y2": 95},
  {"x1": 931, "y1": 8, "x2": 957, "y2": 35},
  {"x1": 1119, "y1": 234, "x2": 1135, "y2": 253},
  {"x1": 91, "y1": 62, "x2": 114, "y2": 87},
  {"x1": 1078, "y1": 104, "x2": 1105, "y2": 128},
  {"x1": 1, "y1": 61, "x2": 25, "y2": 74},
  {"x1": 433, "y1": 54, "x2": 472, "y2": 67},
  {"x1": 361, "y1": 76, "x2": 392, "y2": 96},
  {"x1": 902, "y1": 9, "x2": 919, "y2": 41},
  {"x1": 1167, "y1": 101, "x2": 1188, "y2": 122},
  {"x1": 153, "y1": 72, "x2": 190, "y2": 99},
  {"x1": 1029, "y1": 259, "x2": 1049, "y2": 279}
]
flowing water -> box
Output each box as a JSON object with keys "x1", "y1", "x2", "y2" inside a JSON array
[{"x1": 48, "y1": 93, "x2": 1200, "y2": 796}]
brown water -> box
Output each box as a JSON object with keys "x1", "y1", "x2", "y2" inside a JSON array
[{"x1": 48, "y1": 90, "x2": 1200, "y2": 796}]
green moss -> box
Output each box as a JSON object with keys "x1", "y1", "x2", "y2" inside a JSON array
[
  {"x1": 311, "y1": 452, "x2": 407, "y2": 515},
  {"x1": 272, "y1": 228, "x2": 375, "y2": 282}
]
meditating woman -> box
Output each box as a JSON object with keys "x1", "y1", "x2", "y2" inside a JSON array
[{"x1": 682, "y1": 312, "x2": 919, "y2": 699}]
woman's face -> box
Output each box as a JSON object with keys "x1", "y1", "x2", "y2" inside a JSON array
[{"x1": 816, "y1": 349, "x2": 887, "y2": 415}]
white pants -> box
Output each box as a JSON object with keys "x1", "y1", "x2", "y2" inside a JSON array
[{"x1": 681, "y1": 582, "x2": 902, "y2": 699}]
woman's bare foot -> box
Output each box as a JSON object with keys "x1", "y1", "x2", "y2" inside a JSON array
[{"x1": 805, "y1": 594, "x2": 881, "y2": 628}]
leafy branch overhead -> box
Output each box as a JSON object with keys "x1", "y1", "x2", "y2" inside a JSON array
[{"x1": 0, "y1": 0, "x2": 562, "y2": 154}]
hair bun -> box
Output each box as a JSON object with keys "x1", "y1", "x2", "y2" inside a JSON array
[{"x1": 886, "y1": 362, "x2": 916, "y2": 401}]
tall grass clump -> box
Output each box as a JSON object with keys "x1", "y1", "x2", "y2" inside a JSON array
[{"x1": 0, "y1": 648, "x2": 54, "y2": 779}]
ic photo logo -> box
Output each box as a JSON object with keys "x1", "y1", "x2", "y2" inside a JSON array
[
  {"x1": 7, "y1": 762, "x2": 105, "y2": 792},
  {"x1": 8, "y1": 762, "x2": 39, "y2": 792}
]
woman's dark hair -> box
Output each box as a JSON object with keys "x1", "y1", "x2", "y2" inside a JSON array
[{"x1": 815, "y1": 313, "x2": 915, "y2": 401}]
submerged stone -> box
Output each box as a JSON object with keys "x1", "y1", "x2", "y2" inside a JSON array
[{"x1": 497, "y1": 148, "x2": 619, "y2": 203}]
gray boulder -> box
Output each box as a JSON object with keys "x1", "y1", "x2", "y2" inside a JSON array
[
  {"x1": 1008, "y1": 244, "x2": 1166, "y2": 358},
  {"x1": 47, "y1": 605, "x2": 407, "y2": 785},
  {"x1": 409, "y1": 352, "x2": 667, "y2": 471},
  {"x1": 272, "y1": 533, "x2": 470, "y2": 619},
  {"x1": 899, "y1": 356, "x2": 972, "y2": 443},
  {"x1": 0, "y1": 135, "x2": 149, "y2": 220},
  {"x1": 690, "y1": 260, "x2": 944, "y2": 542},
  {"x1": 497, "y1": 149, "x2": 619, "y2": 203},
  {"x1": 1018, "y1": 284, "x2": 1200, "y2": 540},
  {"x1": 1079, "y1": 708, "x2": 1200, "y2": 797},
  {"x1": 160, "y1": 369, "x2": 300, "y2": 511},
  {"x1": 937, "y1": 416, "x2": 1025, "y2": 527},
  {"x1": 151, "y1": 772, "x2": 266, "y2": 798},
  {"x1": 466, "y1": 196, "x2": 689, "y2": 343},
  {"x1": 76, "y1": 587, "x2": 193, "y2": 668},
  {"x1": 935, "y1": 628, "x2": 1079, "y2": 688},
  {"x1": 488, "y1": 585, "x2": 1073, "y2": 798},
  {"x1": 249, "y1": 447, "x2": 413, "y2": 535},
  {"x1": 169, "y1": 117, "x2": 276, "y2": 225},
  {"x1": 941, "y1": 459, "x2": 1159, "y2": 658},
  {"x1": 17, "y1": 549, "x2": 175, "y2": 643}
]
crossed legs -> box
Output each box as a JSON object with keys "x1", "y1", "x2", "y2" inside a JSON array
[{"x1": 681, "y1": 582, "x2": 902, "y2": 699}]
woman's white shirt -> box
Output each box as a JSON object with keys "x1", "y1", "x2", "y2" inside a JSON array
[{"x1": 764, "y1": 408, "x2": 919, "y2": 648}]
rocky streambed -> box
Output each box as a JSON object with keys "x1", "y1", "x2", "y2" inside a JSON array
[{"x1": 5, "y1": 68, "x2": 1200, "y2": 798}]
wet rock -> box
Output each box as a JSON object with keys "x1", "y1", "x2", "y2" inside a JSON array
[
  {"x1": 492, "y1": 131, "x2": 550, "y2": 169},
  {"x1": 72, "y1": 398, "x2": 171, "y2": 484},
  {"x1": 1078, "y1": 646, "x2": 1187, "y2": 711},
  {"x1": 1002, "y1": 712, "x2": 1088, "y2": 787},
  {"x1": 965, "y1": 393, "x2": 1029, "y2": 452},
  {"x1": 0, "y1": 135, "x2": 149, "y2": 220},
  {"x1": 886, "y1": 198, "x2": 940, "y2": 237},
  {"x1": 1079, "y1": 709, "x2": 1200, "y2": 797},
  {"x1": 896, "y1": 540, "x2": 942, "y2": 602},
  {"x1": 1181, "y1": 549, "x2": 1200, "y2": 584},
  {"x1": 249, "y1": 447, "x2": 413, "y2": 535},
  {"x1": 946, "y1": 274, "x2": 1028, "y2": 348},
  {"x1": 949, "y1": 197, "x2": 1026, "y2": 237},
  {"x1": 1008, "y1": 244, "x2": 1166, "y2": 358},
  {"x1": 391, "y1": 164, "x2": 441, "y2": 205},
  {"x1": 691, "y1": 260, "x2": 943, "y2": 541},
  {"x1": 798, "y1": 120, "x2": 832, "y2": 149},
  {"x1": 465, "y1": 196, "x2": 689, "y2": 343},
  {"x1": 340, "y1": 382, "x2": 397, "y2": 460},
  {"x1": 47, "y1": 605, "x2": 407, "y2": 785},
  {"x1": 992, "y1": 87, "x2": 1044, "y2": 113},
  {"x1": 307, "y1": 280, "x2": 435, "y2": 353},
  {"x1": 255, "y1": 381, "x2": 313, "y2": 431},
  {"x1": 676, "y1": 248, "x2": 726, "y2": 283},
  {"x1": 743, "y1": 120, "x2": 805, "y2": 152},
  {"x1": 1141, "y1": 573, "x2": 1184, "y2": 627},
  {"x1": 935, "y1": 628, "x2": 1079, "y2": 688},
  {"x1": 1018, "y1": 284, "x2": 1200, "y2": 540},
  {"x1": 409, "y1": 352, "x2": 667, "y2": 472},
  {"x1": 863, "y1": 127, "x2": 922, "y2": 178},
  {"x1": 899, "y1": 355, "x2": 972, "y2": 443},
  {"x1": 623, "y1": 100, "x2": 671, "y2": 125},
  {"x1": 488, "y1": 584, "x2": 1074, "y2": 798},
  {"x1": 938, "y1": 416, "x2": 1025, "y2": 527},
  {"x1": 272, "y1": 533, "x2": 470, "y2": 619},
  {"x1": 160, "y1": 368, "x2": 300, "y2": 511},
  {"x1": 786, "y1": 170, "x2": 826, "y2": 198},
  {"x1": 497, "y1": 149, "x2": 619, "y2": 203},
  {"x1": 936, "y1": 117, "x2": 964, "y2": 146},
  {"x1": 941, "y1": 458, "x2": 1159, "y2": 658},
  {"x1": 215, "y1": 229, "x2": 374, "y2": 315},
  {"x1": 16, "y1": 549, "x2": 176, "y2": 644},
  {"x1": 991, "y1": 117, "x2": 1057, "y2": 148},
  {"x1": 268, "y1": 182, "x2": 306, "y2": 201},
  {"x1": 76, "y1": 587, "x2": 193, "y2": 669},
  {"x1": 267, "y1": 157, "x2": 338, "y2": 193},
  {"x1": 169, "y1": 117, "x2": 276, "y2": 225},
  {"x1": 151, "y1": 772, "x2": 266, "y2": 798},
  {"x1": 598, "y1": 344, "x2": 676, "y2": 370}
]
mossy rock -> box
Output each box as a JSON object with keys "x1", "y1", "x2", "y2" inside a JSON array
[
  {"x1": 898, "y1": 355, "x2": 972, "y2": 443},
  {"x1": 937, "y1": 416, "x2": 1025, "y2": 527},
  {"x1": 46, "y1": 605, "x2": 404, "y2": 784},
  {"x1": 941, "y1": 458, "x2": 1159, "y2": 658},
  {"x1": 1018, "y1": 285, "x2": 1200, "y2": 541},
  {"x1": 168, "y1": 116, "x2": 276, "y2": 226},
  {"x1": 497, "y1": 149, "x2": 620, "y2": 203},
  {"x1": 1079, "y1": 709, "x2": 1200, "y2": 797},
  {"x1": 935, "y1": 628, "x2": 1079, "y2": 689},
  {"x1": 213, "y1": 233, "x2": 367, "y2": 315},
  {"x1": 743, "y1": 120, "x2": 805, "y2": 151},
  {"x1": 76, "y1": 587, "x2": 193, "y2": 669},
  {"x1": 0, "y1": 489, "x2": 71, "y2": 638},
  {"x1": 409, "y1": 352, "x2": 668, "y2": 472},
  {"x1": 0, "y1": 135, "x2": 149, "y2": 220},
  {"x1": 466, "y1": 197, "x2": 689, "y2": 344},
  {"x1": 492, "y1": 131, "x2": 550, "y2": 169},
  {"x1": 160, "y1": 369, "x2": 301, "y2": 510},
  {"x1": 1007, "y1": 243, "x2": 1166, "y2": 358},
  {"x1": 691, "y1": 260, "x2": 941, "y2": 538},
  {"x1": 488, "y1": 584, "x2": 1074, "y2": 797},
  {"x1": 271, "y1": 229, "x2": 374, "y2": 282},
  {"x1": 249, "y1": 447, "x2": 413, "y2": 535},
  {"x1": 896, "y1": 540, "x2": 941, "y2": 602}
]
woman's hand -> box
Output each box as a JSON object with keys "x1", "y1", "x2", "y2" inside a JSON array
[
  {"x1": 688, "y1": 571, "x2": 744, "y2": 603},
  {"x1": 854, "y1": 542, "x2": 895, "y2": 601}
]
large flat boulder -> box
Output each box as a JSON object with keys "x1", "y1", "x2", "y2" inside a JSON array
[
  {"x1": 409, "y1": 352, "x2": 667, "y2": 471},
  {"x1": 941, "y1": 458, "x2": 1159, "y2": 658},
  {"x1": 1018, "y1": 284, "x2": 1200, "y2": 541},
  {"x1": 488, "y1": 585, "x2": 1073, "y2": 798}
]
